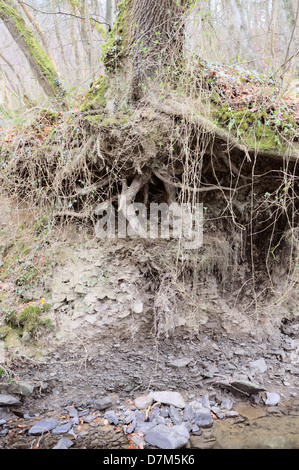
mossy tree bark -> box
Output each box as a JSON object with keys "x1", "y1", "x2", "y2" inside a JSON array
[
  {"x1": 103, "y1": 0, "x2": 187, "y2": 100},
  {"x1": 0, "y1": 0, "x2": 65, "y2": 104}
]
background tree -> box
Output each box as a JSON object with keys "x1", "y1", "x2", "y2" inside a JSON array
[{"x1": 0, "y1": 0, "x2": 65, "y2": 104}]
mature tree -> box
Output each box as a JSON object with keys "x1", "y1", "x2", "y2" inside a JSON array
[
  {"x1": 0, "y1": 0, "x2": 65, "y2": 104},
  {"x1": 103, "y1": 0, "x2": 187, "y2": 100}
]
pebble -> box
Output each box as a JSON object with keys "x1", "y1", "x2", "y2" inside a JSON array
[
  {"x1": 123, "y1": 411, "x2": 135, "y2": 425},
  {"x1": 265, "y1": 392, "x2": 280, "y2": 406},
  {"x1": 225, "y1": 411, "x2": 239, "y2": 418},
  {"x1": 168, "y1": 358, "x2": 192, "y2": 368},
  {"x1": 53, "y1": 437, "x2": 75, "y2": 449}
]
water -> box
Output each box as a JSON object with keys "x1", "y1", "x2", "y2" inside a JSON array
[{"x1": 212, "y1": 407, "x2": 299, "y2": 449}]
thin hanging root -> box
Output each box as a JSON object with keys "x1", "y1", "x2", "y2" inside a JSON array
[
  {"x1": 152, "y1": 168, "x2": 235, "y2": 193},
  {"x1": 53, "y1": 209, "x2": 93, "y2": 219},
  {"x1": 119, "y1": 172, "x2": 151, "y2": 238}
]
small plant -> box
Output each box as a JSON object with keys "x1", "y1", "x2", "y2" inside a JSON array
[
  {"x1": 2, "y1": 308, "x2": 18, "y2": 328},
  {"x1": 18, "y1": 305, "x2": 54, "y2": 337}
]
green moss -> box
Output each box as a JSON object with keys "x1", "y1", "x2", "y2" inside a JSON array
[
  {"x1": 18, "y1": 306, "x2": 41, "y2": 335},
  {"x1": 3, "y1": 309, "x2": 18, "y2": 328},
  {"x1": 0, "y1": 325, "x2": 12, "y2": 340},
  {"x1": 0, "y1": 1, "x2": 64, "y2": 99},
  {"x1": 18, "y1": 305, "x2": 53, "y2": 336},
  {"x1": 40, "y1": 318, "x2": 54, "y2": 331},
  {"x1": 41, "y1": 303, "x2": 51, "y2": 313},
  {"x1": 80, "y1": 75, "x2": 108, "y2": 112},
  {"x1": 102, "y1": 0, "x2": 131, "y2": 73}
]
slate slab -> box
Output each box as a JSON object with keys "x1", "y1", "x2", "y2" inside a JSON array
[
  {"x1": 28, "y1": 418, "x2": 60, "y2": 435},
  {"x1": 145, "y1": 424, "x2": 189, "y2": 449},
  {"x1": 0, "y1": 395, "x2": 21, "y2": 406},
  {"x1": 150, "y1": 391, "x2": 186, "y2": 409}
]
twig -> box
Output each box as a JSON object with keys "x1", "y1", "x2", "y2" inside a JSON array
[{"x1": 17, "y1": 1, "x2": 111, "y2": 31}]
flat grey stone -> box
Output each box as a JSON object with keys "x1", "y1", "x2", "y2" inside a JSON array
[
  {"x1": 123, "y1": 411, "x2": 135, "y2": 425},
  {"x1": 183, "y1": 405, "x2": 194, "y2": 421},
  {"x1": 29, "y1": 418, "x2": 59, "y2": 435},
  {"x1": 202, "y1": 394, "x2": 211, "y2": 410},
  {"x1": 83, "y1": 414, "x2": 96, "y2": 423},
  {"x1": 172, "y1": 423, "x2": 190, "y2": 439},
  {"x1": 150, "y1": 407, "x2": 160, "y2": 420},
  {"x1": 150, "y1": 391, "x2": 186, "y2": 409},
  {"x1": 145, "y1": 424, "x2": 189, "y2": 449},
  {"x1": 225, "y1": 411, "x2": 239, "y2": 418},
  {"x1": 94, "y1": 396, "x2": 114, "y2": 410},
  {"x1": 265, "y1": 392, "x2": 280, "y2": 406},
  {"x1": 8, "y1": 381, "x2": 34, "y2": 397},
  {"x1": 135, "y1": 421, "x2": 157, "y2": 434},
  {"x1": 52, "y1": 442, "x2": 68, "y2": 449},
  {"x1": 132, "y1": 434, "x2": 145, "y2": 448},
  {"x1": 104, "y1": 410, "x2": 118, "y2": 425},
  {"x1": 0, "y1": 394, "x2": 21, "y2": 406},
  {"x1": 134, "y1": 394, "x2": 154, "y2": 409},
  {"x1": 0, "y1": 419, "x2": 6, "y2": 425},
  {"x1": 52, "y1": 422, "x2": 72, "y2": 434},
  {"x1": 194, "y1": 408, "x2": 213, "y2": 428},
  {"x1": 169, "y1": 405, "x2": 183, "y2": 424},
  {"x1": 65, "y1": 406, "x2": 78, "y2": 418},
  {"x1": 168, "y1": 358, "x2": 192, "y2": 368},
  {"x1": 126, "y1": 420, "x2": 136, "y2": 434},
  {"x1": 221, "y1": 398, "x2": 234, "y2": 411},
  {"x1": 53, "y1": 437, "x2": 74, "y2": 449},
  {"x1": 250, "y1": 358, "x2": 267, "y2": 374}
]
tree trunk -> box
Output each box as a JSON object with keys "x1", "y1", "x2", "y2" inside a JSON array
[
  {"x1": 230, "y1": 0, "x2": 260, "y2": 70},
  {"x1": 50, "y1": 0, "x2": 70, "y2": 76},
  {"x1": 0, "y1": 0, "x2": 65, "y2": 104},
  {"x1": 18, "y1": 0, "x2": 59, "y2": 73},
  {"x1": 103, "y1": 0, "x2": 186, "y2": 99},
  {"x1": 106, "y1": 0, "x2": 113, "y2": 31}
]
